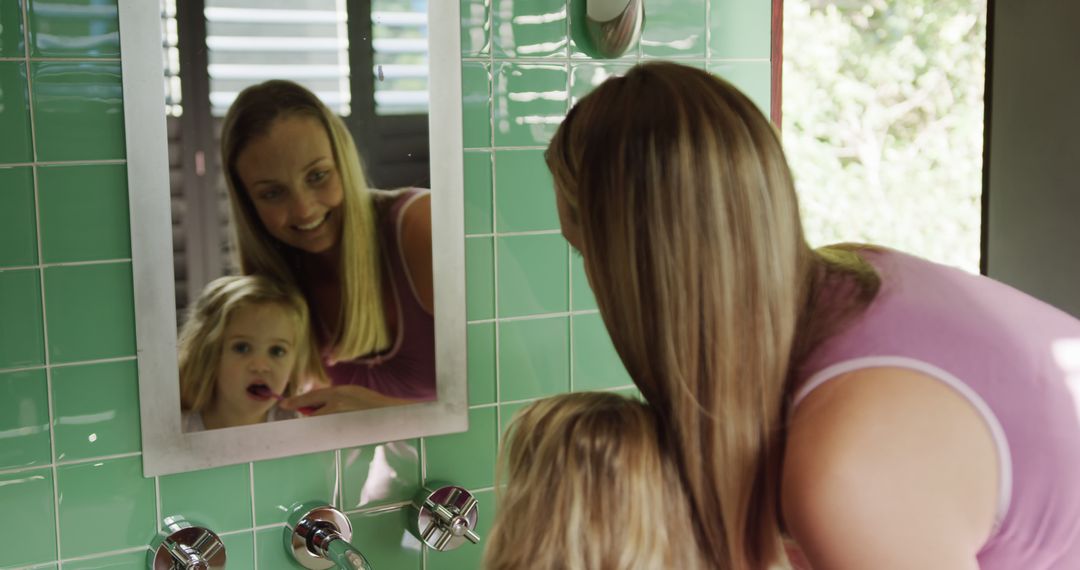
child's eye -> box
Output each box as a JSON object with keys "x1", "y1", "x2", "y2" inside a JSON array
[
  {"x1": 307, "y1": 170, "x2": 329, "y2": 184},
  {"x1": 231, "y1": 341, "x2": 251, "y2": 354},
  {"x1": 270, "y1": 345, "x2": 288, "y2": 358}
]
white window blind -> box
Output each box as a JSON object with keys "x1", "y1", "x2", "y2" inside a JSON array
[
  {"x1": 372, "y1": 0, "x2": 429, "y2": 115},
  {"x1": 204, "y1": 0, "x2": 351, "y2": 116}
]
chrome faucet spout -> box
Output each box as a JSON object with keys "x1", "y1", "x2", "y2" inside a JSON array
[
  {"x1": 286, "y1": 503, "x2": 372, "y2": 570},
  {"x1": 322, "y1": 536, "x2": 373, "y2": 570}
]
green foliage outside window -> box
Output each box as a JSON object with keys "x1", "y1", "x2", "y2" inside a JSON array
[{"x1": 783, "y1": 0, "x2": 987, "y2": 272}]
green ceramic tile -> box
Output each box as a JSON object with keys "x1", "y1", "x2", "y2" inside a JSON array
[
  {"x1": 498, "y1": 316, "x2": 570, "y2": 401},
  {"x1": 424, "y1": 488, "x2": 493, "y2": 570},
  {"x1": 425, "y1": 406, "x2": 496, "y2": 490},
  {"x1": 38, "y1": 164, "x2": 130, "y2": 264},
  {"x1": 0, "y1": 62, "x2": 33, "y2": 164},
  {"x1": 252, "y1": 451, "x2": 337, "y2": 526},
  {"x1": 0, "y1": 469, "x2": 55, "y2": 568},
  {"x1": 572, "y1": 313, "x2": 632, "y2": 391},
  {"x1": 494, "y1": 149, "x2": 559, "y2": 232},
  {"x1": 0, "y1": 269, "x2": 45, "y2": 368},
  {"x1": 710, "y1": 0, "x2": 772, "y2": 59},
  {"x1": 341, "y1": 439, "x2": 420, "y2": 510},
  {"x1": 465, "y1": 237, "x2": 494, "y2": 320},
  {"x1": 43, "y1": 263, "x2": 135, "y2": 364},
  {"x1": 220, "y1": 532, "x2": 255, "y2": 570},
  {"x1": 56, "y1": 456, "x2": 155, "y2": 559},
  {"x1": 0, "y1": 167, "x2": 37, "y2": 267},
  {"x1": 462, "y1": 62, "x2": 492, "y2": 148},
  {"x1": 493, "y1": 63, "x2": 568, "y2": 147},
  {"x1": 63, "y1": 550, "x2": 145, "y2": 569},
  {"x1": 570, "y1": 63, "x2": 631, "y2": 105},
  {"x1": 710, "y1": 61, "x2": 772, "y2": 118},
  {"x1": 31, "y1": 61, "x2": 125, "y2": 162},
  {"x1": 493, "y1": 0, "x2": 568, "y2": 59},
  {"x1": 28, "y1": 0, "x2": 121, "y2": 58},
  {"x1": 467, "y1": 322, "x2": 496, "y2": 405},
  {"x1": 570, "y1": 253, "x2": 597, "y2": 310},
  {"x1": 0, "y1": 369, "x2": 51, "y2": 470},
  {"x1": 498, "y1": 400, "x2": 534, "y2": 438},
  {"x1": 0, "y1": 0, "x2": 25, "y2": 56},
  {"x1": 496, "y1": 234, "x2": 567, "y2": 317},
  {"x1": 464, "y1": 151, "x2": 493, "y2": 234},
  {"x1": 641, "y1": 0, "x2": 706, "y2": 58},
  {"x1": 346, "y1": 509, "x2": 422, "y2": 570},
  {"x1": 160, "y1": 463, "x2": 253, "y2": 533},
  {"x1": 255, "y1": 526, "x2": 295, "y2": 569},
  {"x1": 461, "y1": 0, "x2": 491, "y2": 57}
]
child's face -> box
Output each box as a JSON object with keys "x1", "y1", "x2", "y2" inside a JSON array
[
  {"x1": 236, "y1": 115, "x2": 345, "y2": 256},
  {"x1": 214, "y1": 302, "x2": 299, "y2": 423}
]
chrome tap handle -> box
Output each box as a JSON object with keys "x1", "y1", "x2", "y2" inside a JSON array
[
  {"x1": 285, "y1": 503, "x2": 372, "y2": 570},
  {"x1": 409, "y1": 482, "x2": 481, "y2": 552},
  {"x1": 148, "y1": 516, "x2": 226, "y2": 570}
]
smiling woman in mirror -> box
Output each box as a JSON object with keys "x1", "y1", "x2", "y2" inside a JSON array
[{"x1": 188, "y1": 80, "x2": 439, "y2": 423}]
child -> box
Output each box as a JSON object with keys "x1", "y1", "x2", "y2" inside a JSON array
[
  {"x1": 483, "y1": 392, "x2": 707, "y2": 570},
  {"x1": 178, "y1": 274, "x2": 322, "y2": 431}
]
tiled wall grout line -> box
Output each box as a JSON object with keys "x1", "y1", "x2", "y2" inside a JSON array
[
  {"x1": 0, "y1": 258, "x2": 134, "y2": 274},
  {"x1": 0, "y1": 354, "x2": 138, "y2": 377},
  {"x1": 470, "y1": 309, "x2": 599, "y2": 325},
  {"x1": 154, "y1": 473, "x2": 162, "y2": 532},
  {"x1": 249, "y1": 462, "x2": 258, "y2": 568},
  {"x1": 21, "y1": 0, "x2": 65, "y2": 565},
  {"x1": 565, "y1": 2, "x2": 574, "y2": 394},
  {"x1": 54, "y1": 451, "x2": 142, "y2": 468},
  {"x1": 0, "y1": 57, "x2": 122, "y2": 63},
  {"x1": 0, "y1": 159, "x2": 127, "y2": 168},
  {"x1": 706, "y1": 0, "x2": 712, "y2": 64},
  {"x1": 489, "y1": 1, "x2": 502, "y2": 453},
  {"x1": 54, "y1": 545, "x2": 149, "y2": 566},
  {"x1": 465, "y1": 229, "x2": 561, "y2": 238},
  {"x1": 335, "y1": 448, "x2": 344, "y2": 510}
]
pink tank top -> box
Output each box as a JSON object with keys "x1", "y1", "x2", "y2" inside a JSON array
[
  {"x1": 792, "y1": 248, "x2": 1080, "y2": 568},
  {"x1": 319, "y1": 189, "x2": 437, "y2": 401}
]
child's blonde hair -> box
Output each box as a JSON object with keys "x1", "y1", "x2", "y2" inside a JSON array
[
  {"x1": 220, "y1": 80, "x2": 390, "y2": 362},
  {"x1": 484, "y1": 392, "x2": 706, "y2": 570},
  {"x1": 178, "y1": 274, "x2": 322, "y2": 412}
]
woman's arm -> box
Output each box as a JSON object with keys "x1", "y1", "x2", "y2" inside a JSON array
[
  {"x1": 781, "y1": 366, "x2": 1000, "y2": 570},
  {"x1": 280, "y1": 384, "x2": 417, "y2": 415},
  {"x1": 398, "y1": 192, "x2": 434, "y2": 314}
]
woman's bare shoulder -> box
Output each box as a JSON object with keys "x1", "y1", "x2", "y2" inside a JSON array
[{"x1": 781, "y1": 366, "x2": 998, "y2": 569}]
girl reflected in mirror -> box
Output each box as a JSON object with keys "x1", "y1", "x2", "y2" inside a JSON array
[
  {"x1": 220, "y1": 80, "x2": 436, "y2": 415},
  {"x1": 484, "y1": 392, "x2": 707, "y2": 570},
  {"x1": 178, "y1": 274, "x2": 321, "y2": 431}
]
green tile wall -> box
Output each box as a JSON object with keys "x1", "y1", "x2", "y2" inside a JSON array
[{"x1": 0, "y1": 0, "x2": 769, "y2": 567}]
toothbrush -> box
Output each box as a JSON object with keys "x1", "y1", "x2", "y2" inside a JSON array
[{"x1": 249, "y1": 385, "x2": 323, "y2": 416}]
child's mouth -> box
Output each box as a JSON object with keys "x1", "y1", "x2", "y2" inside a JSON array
[{"x1": 247, "y1": 383, "x2": 282, "y2": 402}]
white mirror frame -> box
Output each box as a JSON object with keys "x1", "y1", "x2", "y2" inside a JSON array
[{"x1": 120, "y1": 0, "x2": 467, "y2": 477}]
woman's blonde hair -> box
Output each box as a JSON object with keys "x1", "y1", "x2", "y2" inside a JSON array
[
  {"x1": 545, "y1": 62, "x2": 879, "y2": 568},
  {"x1": 220, "y1": 80, "x2": 390, "y2": 362},
  {"x1": 485, "y1": 392, "x2": 705, "y2": 570},
  {"x1": 178, "y1": 274, "x2": 321, "y2": 412}
]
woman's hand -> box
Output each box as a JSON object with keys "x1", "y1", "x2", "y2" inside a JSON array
[{"x1": 280, "y1": 385, "x2": 415, "y2": 416}]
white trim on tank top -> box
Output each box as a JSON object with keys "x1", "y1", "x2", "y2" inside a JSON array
[{"x1": 791, "y1": 355, "x2": 1013, "y2": 533}]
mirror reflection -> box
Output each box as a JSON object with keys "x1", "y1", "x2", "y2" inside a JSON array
[{"x1": 163, "y1": 0, "x2": 435, "y2": 431}]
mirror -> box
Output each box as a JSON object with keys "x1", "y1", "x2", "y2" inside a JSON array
[{"x1": 121, "y1": 0, "x2": 466, "y2": 476}]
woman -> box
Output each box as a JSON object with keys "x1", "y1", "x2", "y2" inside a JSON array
[
  {"x1": 220, "y1": 80, "x2": 436, "y2": 413},
  {"x1": 546, "y1": 61, "x2": 1080, "y2": 568}
]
